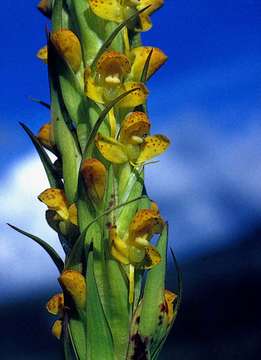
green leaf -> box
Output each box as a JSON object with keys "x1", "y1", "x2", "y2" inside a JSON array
[
  {"x1": 19, "y1": 122, "x2": 63, "y2": 189},
  {"x1": 86, "y1": 252, "x2": 114, "y2": 360},
  {"x1": 7, "y1": 223, "x2": 64, "y2": 273},
  {"x1": 139, "y1": 224, "x2": 168, "y2": 337},
  {"x1": 91, "y1": 6, "x2": 151, "y2": 68},
  {"x1": 52, "y1": 0, "x2": 63, "y2": 31},
  {"x1": 117, "y1": 168, "x2": 145, "y2": 238},
  {"x1": 69, "y1": 0, "x2": 103, "y2": 65},
  {"x1": 48, "y1": 39, "x2": 82, "y2": 204},
  {"x1": 64, "y1": 314, "x2": 80, "y2": 360},
  {"x1": 151, "y1": 248, "x2": 183, "y2": 360},
  {"x1": 29, "y1": 97, "x2": 50, "y2": 110},
  {"x1": 69, "y1": 318, "x2": 87, "y2": 360},
  {"x1": 170, "y1": 247, "x2": 183, "y2": 319},
  {"x1": 141, "y1": 48, "x2": 154, "y2": 82}
]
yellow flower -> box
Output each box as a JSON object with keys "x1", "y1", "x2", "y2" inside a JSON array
[
  {"x1": 38, "y1": 188, "x2": 78, "y2": 226},
  {"x1": 95, "y1": 111, "x2": 170, "y2": 166},
  {"x1": 89, "y1": 0, "x2": 164, "y2": 32},
  {"x1": 84, "y1": 50, "x2": 148, "y2": 107},
  {"x1": 110, "y1": 207, "x2": 164, "y2": 268}
]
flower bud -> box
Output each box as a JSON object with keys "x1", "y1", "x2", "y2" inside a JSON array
[
  {"x1": 51, "y1": 29, "x2": 82, "y2": 72},
  {"x1": 59, "y1": 270, "x2": 86, "y2": 311},
  {"x1": 81, "y1": 159, "x2": 106, "y2": 202},
  {"x1": 52, "y1": 320, "x2": 63, "y2": 340},
  {"x1": 46, "y1": 293, "x2": 64, "y2": 316},
  {"x1": 37, "y1": 122, "x2": 54, "y2": 148},
  {"x1": 37, "y1": 0, "x2": 52, "y2": 18}
]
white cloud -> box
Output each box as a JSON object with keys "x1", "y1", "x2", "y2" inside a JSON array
[
  {"x1": 146, "y1": 115, "x2": 261, "y2": 257},
  {"x1": 0, "y1": 154, "x2": 63, "y2": 303},
  {"x1": 1, "y1": 116, "x2": 261, "y2": 300}
]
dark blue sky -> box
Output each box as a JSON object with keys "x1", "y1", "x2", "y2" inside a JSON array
[
  {"x1": 0, "y1": 1, "x2": 261, "y2": 296},
  {"x1": 1, "y1": 0, "x2": 260, "y2": 165}
]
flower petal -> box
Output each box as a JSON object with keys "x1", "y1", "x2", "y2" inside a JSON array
[
  {"x1": 84, "y1": 69, "x2": 105, "y2": 103},
  {"x1": 164, "y1": 290, "x2": 178, "y2": 324},
  {"x1": 97, "y1": 50, "x2": 131, "y2": 78},
  {"x1": 110, "y1": 227, "x2": 130, "y2": 264},
  {"x1": 68, "y1": 203, "x2": 78, "y2": 225},
  {"x1": 38, "y1": 188, "x2": 69, "y2": 221},
  {"x1": 81, "y1": 158, "x2": 107, "y2": 201},
  {"x1": 120, "y1": 111, "x2": 150, "y2": 144},
  {"x1": 118, "y1": 82, "x2": 149, "y2": 107},
  {"x1": 138, "y1": 0, "x2": 164, "y2": 31},
  {"x1": 136, "y1": 134, "x2": 170, "y2": 164},
  {"x1": 89, "y1": 0, "x2": 123, "y2": 23},
  {"x1": 95, "y1": 133, "x2": 128, "y2": 164},
  {"x1": 37, "y1": 0, "x2": 52, "y2": 18},
  {"x1": 130, "y1": 46, "x2": 167, "y2": 81},
  {"x1": 52, "y1": 320, "x2": 63, "y2": 340},
  {"x1": 37, "y1": 122, "x2": 54, "y2": 148},
  {"x1": 51, "y1": 29, "x2": 82, "y2": 72},
  {"x1": 37, "y1": 45, "x2": 48, "y2": 64},
  {"x1": 129, "y1": 208, "x2": 164, "y2": 240},
  {"x1": 59, "y1": 270, "x2": 87, "y2": 310},
  {"x1": 142, "y1": 245, "x2": 161, "y2": 269},
  {"x1": 46, "y1": 293, "x2": 64, "y2": 316}
]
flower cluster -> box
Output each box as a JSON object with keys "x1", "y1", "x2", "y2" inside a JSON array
[{"x1": 11, "y1": 0, "x2": 180, "y2": 358}]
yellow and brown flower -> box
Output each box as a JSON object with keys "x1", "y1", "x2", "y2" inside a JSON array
[{"x1": 96, "y1": 111, "x2": 170, "y2": 166}]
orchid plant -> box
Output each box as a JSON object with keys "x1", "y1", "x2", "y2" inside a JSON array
[{"x1": 9, "y1": 0, "x2": 182, "y2": 358}]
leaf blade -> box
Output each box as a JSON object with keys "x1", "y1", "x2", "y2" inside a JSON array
[{"x1": 7, "y1": 223, "x2": 64, "y2": 273}]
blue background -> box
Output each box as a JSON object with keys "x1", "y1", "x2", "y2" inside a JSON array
[{"x1": 0, "y1": 0, "x2": 261, "y2": 359}]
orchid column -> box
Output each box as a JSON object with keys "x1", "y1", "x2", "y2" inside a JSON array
[{"x1": 10, "y1": 0, "x2": 181, "y2": 358}]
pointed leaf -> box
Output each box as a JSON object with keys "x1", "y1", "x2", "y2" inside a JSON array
[
  {"x1": 141, "y1": 48, "x2": 154, "y2": 82},
  {"x1": 139, "y1": 224, "x2": 168, "y2": 337},
  {"x1": 52, "y1": 0, "x2": 63, "y2": 31},
  {"x1": 29, "y1": 97, "x2": 51, "y2": 110},
  {"x1": 86, "y1": 252, "x2": 114, "y2": 359},
  {"x1": 7, "y1": 223, "x2": 64, "y2": 273},
  {"x1": 20, "y1": 122, "x2": 63, "y2": 189}
]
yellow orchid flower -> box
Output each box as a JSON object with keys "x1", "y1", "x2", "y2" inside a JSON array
[
  {"x1": 111, "y1": 207, "x2": 164, "y2": 303},
  {"x1": 95, "y1": 111, "x2": 170, "y2": 166},
  {"x1": 89, "y1": 0, "x2": 164, "y2": 32},
  {"x1": 84, "y1": 50, "x2": 148, "y2": 107},
  {"x1": 110, "y1": 207, "x2": 164, "y2": 269},
  {"x1": 38, "y1": 188, "x2": 78, "y2": 226}
]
